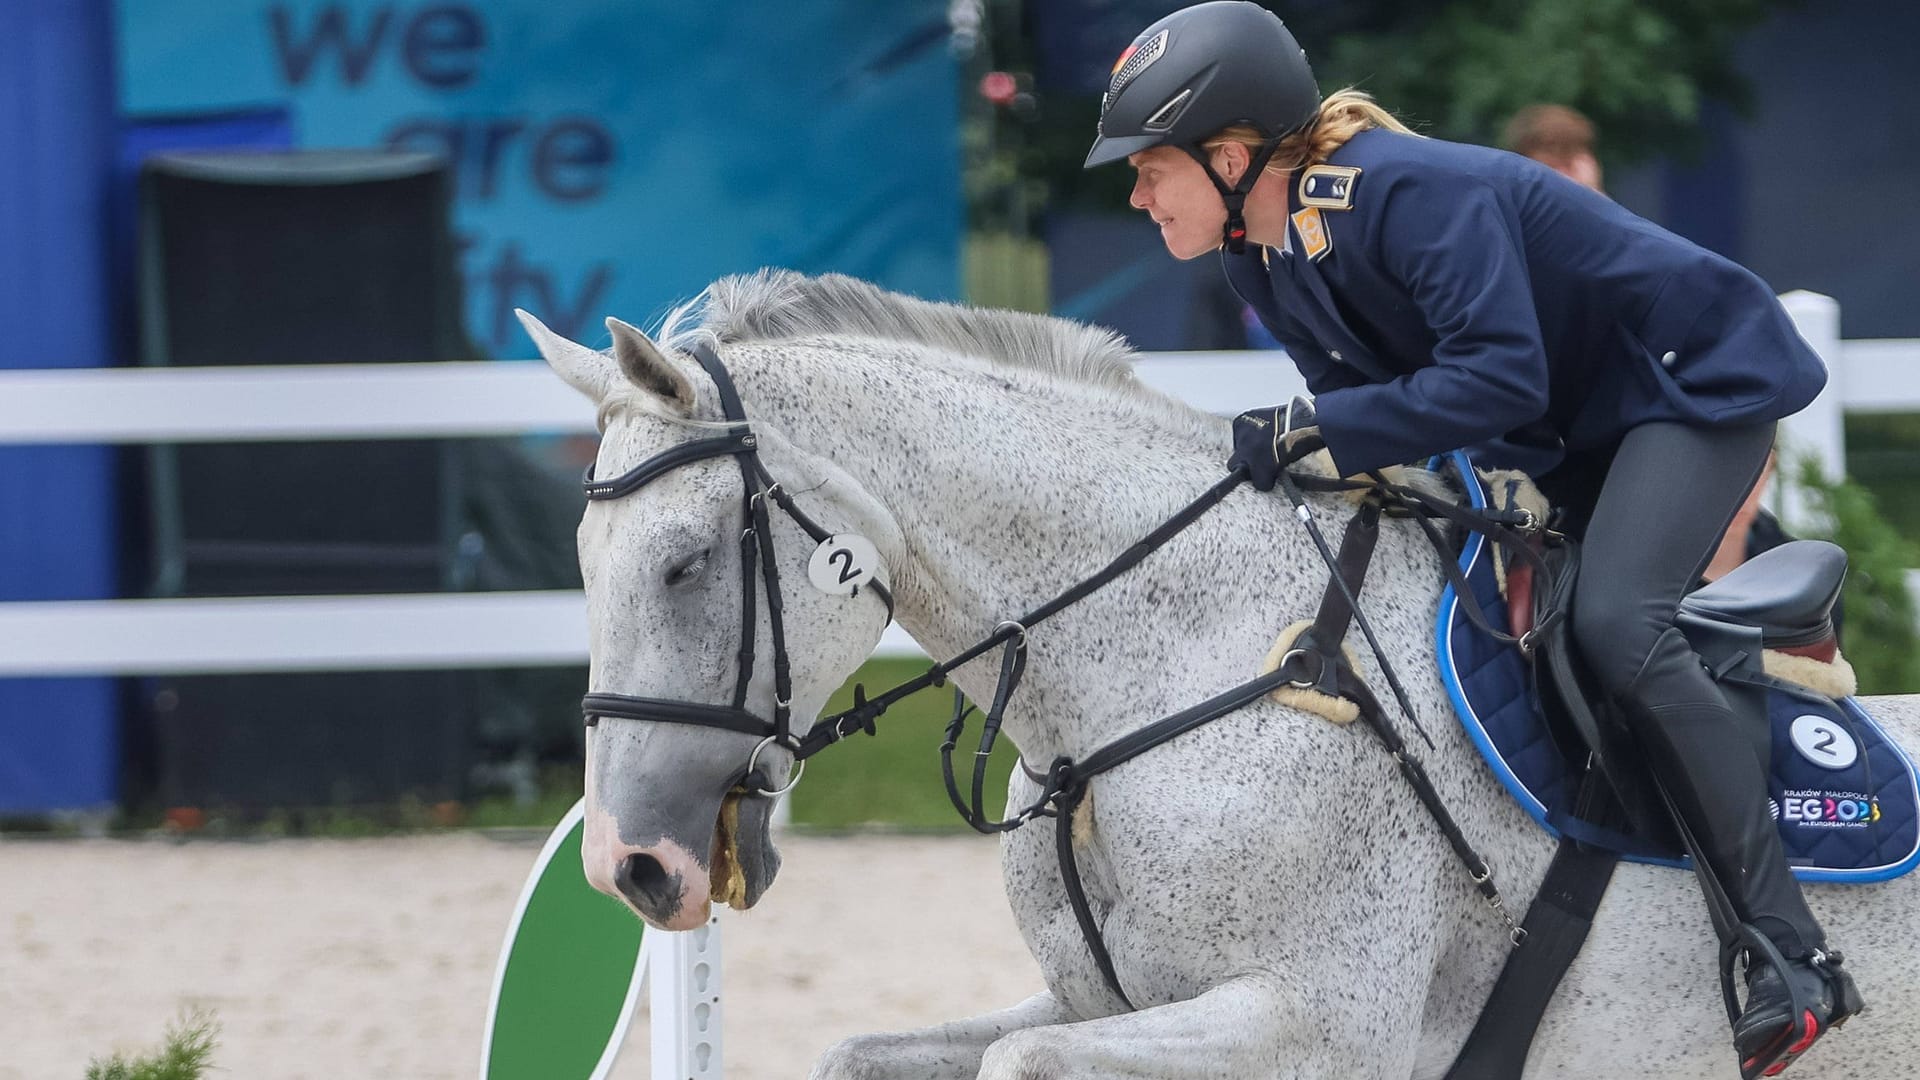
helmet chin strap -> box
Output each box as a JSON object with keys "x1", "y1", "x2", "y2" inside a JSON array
[{"x1": 1187, "y1": 138, "x2": 1283, "y2": 255}]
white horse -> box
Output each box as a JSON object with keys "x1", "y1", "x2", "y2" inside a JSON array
[{"x1": 520, "y1": 270, "x2": 1917, "y2": 1079}]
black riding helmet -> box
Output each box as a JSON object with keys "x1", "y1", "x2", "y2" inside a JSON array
[{"x1": 1084, "y1": 1, "x2": 1320, "y2": 253}]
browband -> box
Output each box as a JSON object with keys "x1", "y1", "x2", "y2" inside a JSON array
[{"x1": 583, "y1": 429, "x2": 756, "y2": 501}]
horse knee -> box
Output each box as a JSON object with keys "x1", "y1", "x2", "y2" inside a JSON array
[
  {"x1": 808, "y1": 1035, "x2": 896, "y2": 1080},
  {"x1": 977, "y1": 1029, "x2": 1073, "y2": 1080}
]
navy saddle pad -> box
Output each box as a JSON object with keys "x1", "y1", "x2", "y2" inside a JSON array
[{"x1": 1429, "y1": 451, "x2": 1920, "y2": 883}]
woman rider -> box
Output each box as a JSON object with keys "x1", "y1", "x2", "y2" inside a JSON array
[{"x1": 1082, "y1": 3, "x2": 1862, "y2": 1076}]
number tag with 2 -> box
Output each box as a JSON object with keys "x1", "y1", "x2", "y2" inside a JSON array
[{"x1": 807, "y1": 534, "x2": 883, "y2": 596}]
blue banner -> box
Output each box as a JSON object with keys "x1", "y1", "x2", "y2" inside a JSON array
[
  {"x1": 117, "y1": 0, "x2": 961, "y2": 354},
  {"x1": 1, "y1": 0, "x2": 120, "y2": 812}
]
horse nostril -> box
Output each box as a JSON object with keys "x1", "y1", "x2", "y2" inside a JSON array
[
  {"x1": 622, "y1": 852, "x2": 668, "y2": 891},
  {"x1": 616, "y1": 852, "x2": 681, "y2": 912}
]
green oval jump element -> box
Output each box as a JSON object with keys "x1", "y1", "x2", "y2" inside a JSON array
[{"x1": 481, "y1": 798, "x2": 646, "y2": 1080}]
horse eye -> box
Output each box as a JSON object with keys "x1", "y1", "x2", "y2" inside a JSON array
[{"x1": 666, "y1": 549, "x2": 710, "y2": 586}]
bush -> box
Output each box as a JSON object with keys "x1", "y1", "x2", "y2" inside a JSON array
[
  {"x1": 86, "y1": 1006, "x2": 218, "y2": 1080},
  {"x1": 1786, "y1": 455, "x2": 1920, "y2": 694}
]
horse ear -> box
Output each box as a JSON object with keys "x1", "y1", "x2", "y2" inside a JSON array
[
  {"x1": 516, "y1": 309, "x2": 616, "y2": 402},
  {"x1": 606, "y1": 317, "x2": 696, "y2": 413}
]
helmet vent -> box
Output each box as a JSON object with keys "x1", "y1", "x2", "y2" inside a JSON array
[
  {"x1": 1141, "y1": 88, "x2": 1193, "y2": 132},
  {"x1": 1108, "y1": 29, "x2": 1167, "y2": 96}
]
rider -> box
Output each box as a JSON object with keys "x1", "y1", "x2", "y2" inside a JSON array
[{"x1": 1083, "y1": 2, "x2": 1862, "y2": 1075}]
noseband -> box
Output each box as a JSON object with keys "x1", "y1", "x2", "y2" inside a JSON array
[{"x1": 579, "y1": 341, "x2": 893, "y2": 796}]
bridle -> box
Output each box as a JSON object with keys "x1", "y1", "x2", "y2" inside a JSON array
[{"x1": 578, "y1": 340, "x2": 894, "y2": 796}]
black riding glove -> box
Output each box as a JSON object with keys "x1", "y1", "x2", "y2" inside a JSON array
[{"x1": 1228, "y1": 397, "x2": 1324, "y2": 491}]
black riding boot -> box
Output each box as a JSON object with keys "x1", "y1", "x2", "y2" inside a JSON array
[{"x1": 1625, "y1": 640, "x2": 1864, "y2": 1076}]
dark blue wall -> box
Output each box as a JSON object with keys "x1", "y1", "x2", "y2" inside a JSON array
[{"x1": 1619, "y1": 2, "x2": 1919, "y2": 338}]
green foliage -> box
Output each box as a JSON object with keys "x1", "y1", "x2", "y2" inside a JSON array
[
  {"x1": 965, "y1": 232, "x2": 1051, "y2": 313},
  {"x1": 86, "y1": 1007, "x2": 219, "y2": 1080},
  {"x1": 1785, "y1": 455, "x2": 1920, "y2": 695},
  {"x1": 1312, "y1": 0, "x2": 1793, "y2": 160},
  {"x1": 1839, "y1": 412, "x2": 1920, "y2": 539}
]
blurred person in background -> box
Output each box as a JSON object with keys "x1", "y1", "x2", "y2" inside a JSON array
[
  {"x1": 1083, "y1": 3, "x2": 1863, "y2": 1075},
  {"x1": 1503, "y1": 102, "x2": 1605, "y2": 193}
]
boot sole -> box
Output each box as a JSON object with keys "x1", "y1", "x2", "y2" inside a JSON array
[{"x1": 1740, "y1": 1009, "x2": 1819, "y2": 1079}]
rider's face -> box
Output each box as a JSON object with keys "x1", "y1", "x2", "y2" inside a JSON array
[{"x1": 1128, "y1": 147, "x2": 1227, "y2": 261}]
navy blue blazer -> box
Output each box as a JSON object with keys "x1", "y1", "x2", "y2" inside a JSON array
[{"x1": 1224, "y1": 128, "x2": 1827, "y2": 479}]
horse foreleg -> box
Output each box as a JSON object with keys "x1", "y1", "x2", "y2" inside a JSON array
[
  {"x1": 973, "y1": 972, "x2": 1418, "y2": 1080},
  {"x1": 808, "y1": 991, "x2": 1075, "y2": 1080}
]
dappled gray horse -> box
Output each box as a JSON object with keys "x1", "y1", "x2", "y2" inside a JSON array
[{"x1": 522, "y1": 270, "x2": 1917, "y2": 1079}]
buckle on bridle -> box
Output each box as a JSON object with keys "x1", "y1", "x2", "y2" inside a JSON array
[{"x1": 748, "y1": 482, "x2": 784, "y2": 511}]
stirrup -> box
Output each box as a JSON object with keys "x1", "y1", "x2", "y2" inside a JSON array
[{"x1": 1723, "y1": 927, "x2": 1865, "y2": 1079}]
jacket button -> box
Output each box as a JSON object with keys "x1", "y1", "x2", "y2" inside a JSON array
[
  {"x1": 1660, "y1": 350, "x2": 1678, "y2": 367},
  {"x1": 1330, "y1": 350, "x2": 1344, "y2": 361}
]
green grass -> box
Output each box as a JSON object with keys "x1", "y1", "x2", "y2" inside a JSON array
[
  {"x1": 87, "y1": 1007, "x2": 217, "y2": 1080},
  {"x1": 443, "y1": 658, "x2": 1023, "y2": 833},
  {"x1": 789, "y1": 657, "x2": 1023, "y2": 831},
  {"x1": 464, "y1": 768, "x2": 585, "y2": 829},
  {"x1": 61, "y1": 661, "x2": 1018, "y2": 838},
  {"x1": 443, "y1": 658, "x2": 1020, "y2": 832}
]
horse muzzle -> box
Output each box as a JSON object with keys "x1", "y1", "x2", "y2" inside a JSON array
[{"x1": 584, "y1": 786, "x2": 781, "y2": 931}]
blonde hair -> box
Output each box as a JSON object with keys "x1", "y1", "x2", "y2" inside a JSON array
[{"x1": 1201, "y1": 88, "x2": 1416, "y2": 174}]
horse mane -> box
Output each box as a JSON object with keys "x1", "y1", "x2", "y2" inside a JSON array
[
  {"x1": 657, "y1": 269, "x2": 1144, "y2": 390},
  {"x1": 620, "y1": 270, "x2": 1458, "y2": 502}
]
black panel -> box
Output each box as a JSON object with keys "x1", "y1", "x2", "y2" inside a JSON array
[
  {"x1": 131, "y1": 150, "x2": 477, "y2": 811},
  {"x1": 151, "y1": 672, "x2": 472, "y2": 810}
]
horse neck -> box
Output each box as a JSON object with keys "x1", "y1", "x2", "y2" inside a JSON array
[{"x1": 726, "y1": 339, "x2": 1321, "y2": 743}]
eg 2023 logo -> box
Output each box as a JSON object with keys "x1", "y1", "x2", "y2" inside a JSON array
[{"x1": 1774, "y1": 789, "x2": 1880, "y2": 827}]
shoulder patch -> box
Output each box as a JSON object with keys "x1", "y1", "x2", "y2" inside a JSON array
[
  {"x1": 1298, "y1": 164, "x2": 1361, "y2": 211},
  {"x1": 1291, "y1": 207, "x2": 1330, "y2": 261}
]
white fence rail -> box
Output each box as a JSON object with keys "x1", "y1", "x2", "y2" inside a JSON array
[
  {"x1": 0, "y1": 351, "x2": 1309, "y2": 676},
  {"x1": 0, "y1": 591, "x2": 588, "y2": 677},
  {"x1": 0, "y1": 292, "x2": 1913, "y2": 680}
]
